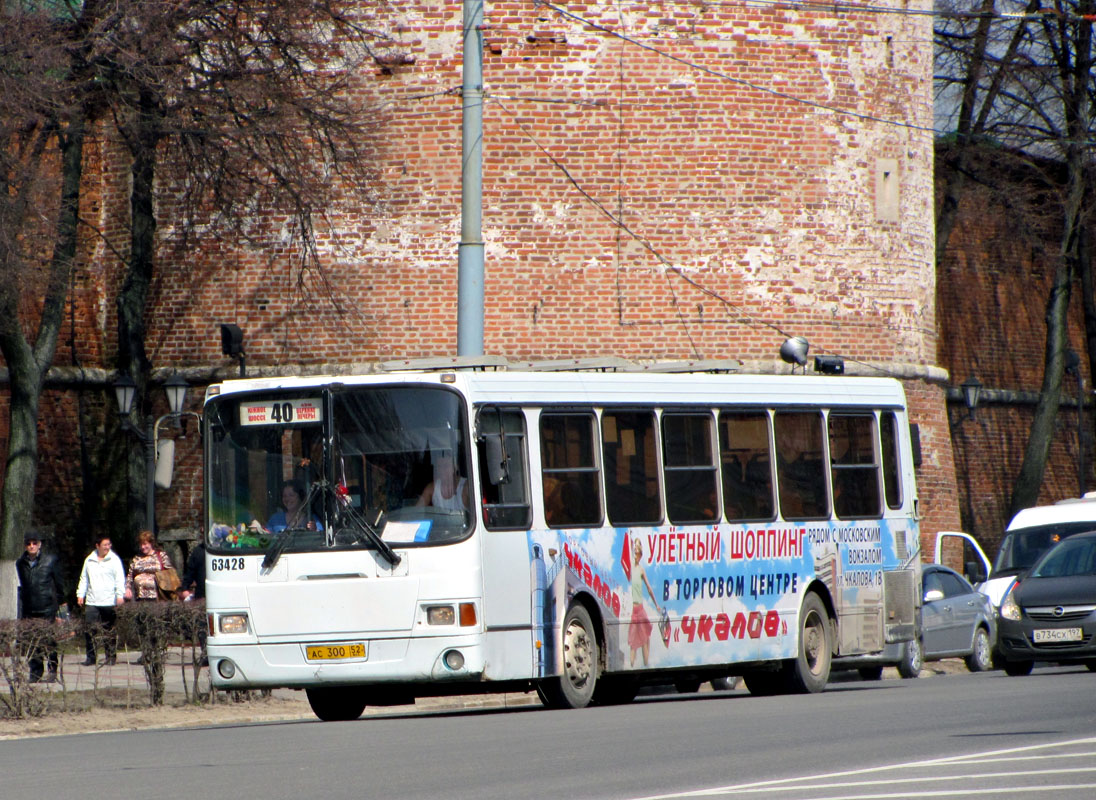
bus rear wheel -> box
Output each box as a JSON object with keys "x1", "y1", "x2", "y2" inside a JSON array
[
  {"x1": 742, "y1": 670, "x2": 785, "y2": 696},
  {"x1": 538, "y1": 604, "x2": 599, "y2": 709},
  {"x1": 788, "y1": 593, "x2": 831, "y2": 693},
  {"x1": 306, "y1": 686, "x2": 368, "y2": 721},
  {"x1": 591, "y1": 676, "x2": 639, "y2": 705}
]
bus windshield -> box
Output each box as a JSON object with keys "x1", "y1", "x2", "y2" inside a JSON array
[{"x1": 206, "y1": 385, "x2": 472, "y2": 553}]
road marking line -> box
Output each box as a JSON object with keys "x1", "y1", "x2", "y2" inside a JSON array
[
  {"x1": 768, "y1": 785, "x2": 1096, "y2": 800},
  {"x1": 705, "y1": 767, "x2": 1096, "y2": 795},
  {"x1": 629, "y1": 736, "x2": 1096, "y2": 800}
]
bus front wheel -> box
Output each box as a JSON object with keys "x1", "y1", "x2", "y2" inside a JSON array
[
  {"x1": 306, "y1": 686, "x2": 368, "y2": 721},
  {"x1": 538, "y1": 604, "x2": 599, "y2": 709},
  {"x1": 788, "y1": 593, "x2": 831, "y2": 693}
]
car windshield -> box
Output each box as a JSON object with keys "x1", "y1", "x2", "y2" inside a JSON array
[
  {"x1": 205, "y1": 385, "x2": 472, "y2": 553},
  {"x1": 1031, "y1": 537, "x2": 1096, "y2": 578},
  {"x1": 991, "y1": 522, "x2": 1096, "y2": 578}
]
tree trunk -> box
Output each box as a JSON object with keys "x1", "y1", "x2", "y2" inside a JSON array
[
  {"x1": 0, "y1": 120, "x2": 85, "y2": 618},
  {"x1": 116, "y1": 88, "x2": 160, "y2": 536},
  {"x1": 1009, "y1": 13, "x2": 1093, "y2": 515}
]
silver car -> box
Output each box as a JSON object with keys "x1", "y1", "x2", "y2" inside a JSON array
[
  {"x1": 836, "y1": 564, "x2": 997, "y2": 679},
  {"x1": 919, "y1": 564, "x2": 997, "y2": 671}
]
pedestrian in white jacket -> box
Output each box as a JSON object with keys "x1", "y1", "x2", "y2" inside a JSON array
[{"x1": 76, "y1": 534, "x2": 126, "y2": 666}]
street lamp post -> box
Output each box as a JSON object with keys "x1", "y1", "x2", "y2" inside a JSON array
[{"x1": 113, "y1": 373, "x2": 197, "y2": 532}]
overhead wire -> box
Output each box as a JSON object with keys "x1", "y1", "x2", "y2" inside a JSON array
[
  {"x1": 490, "y1": 2, "x2": 938, "y2": 372},
  {"x1": 365, "y1": 3, "x2": 951, "y2": 374},
  {"x1": 535, "y1": 0, "x2": 935, "y2": 133},
  {"x1": 489, "y1": 92, "x2": 805, "y2": 348}
]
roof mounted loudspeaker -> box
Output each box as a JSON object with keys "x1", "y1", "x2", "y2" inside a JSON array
[
  {"x1": 814, "y1": 355, "x2": 845, "y2": 375},
  {"x1": 779, "y1": 336, "x2": 809, "y2": 367}
]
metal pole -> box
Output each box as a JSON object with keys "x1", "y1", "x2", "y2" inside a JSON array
[
  {"x1": 457, "y1": 0, "x2": 485, "y2": 356},
  {"x1": 1079, "y1": 373, "x2": 1086, "y2": 496},
  {"x1": 145, "y1": 417, "x2": 156, "y2": 533}
]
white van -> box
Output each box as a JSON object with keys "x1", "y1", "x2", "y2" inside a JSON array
[{"x1": 937, "y1": 492, "x2": 1096, "y2": 609}]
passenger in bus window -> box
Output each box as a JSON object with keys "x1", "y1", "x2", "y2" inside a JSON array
[
  {"x1": 417, "y1": 452, "x2": 469, "y2": 512},
  {"x1": 268, "y1": 480, "x2": 323, "y2": 532}
]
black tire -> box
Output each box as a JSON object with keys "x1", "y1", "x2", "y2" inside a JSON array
[
  {"x1": 674, "y1": 680, "x2": 702, "y2": 694},
  {"x1": 591, "y1": 676, "x2": 639, "y2": 706},
  {"x1": 787, "y1": 593, "x2": 831, "y2": 693},
  {"x1": 742, "y1": 670, "x2": 785, "y2": 697},
  {"x1": 964, "y1": 627, "x2": 992, "y2": 672},
  {"x1": 537, "y1": 604, "x2": 599, "y2": 709},
  {"x1": 305, "y1": 687, "x2": 368, "y2": 721},
  {"x1": 1003, "y1": 659, "x2": 1033, "y2": 676},
  {"x1": 710, "y1": 676, "x2": 739, "y2": 691},
  {"x1": 897, "y1": 638, "x2": 922, "y2": 679},
  {"x1": 858, "y1": 665, "x2": 884, "y2": 681},
  {"x1": 1086, "y1": 660, "x2": 1096, "y2": 673}
]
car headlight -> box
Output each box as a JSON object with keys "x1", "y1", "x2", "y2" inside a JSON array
[{"x1": 999, "y1": 583, "x2": 1021, "y2": 621}]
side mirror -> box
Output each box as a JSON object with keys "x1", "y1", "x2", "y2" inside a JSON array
[
  {"x1": 484, "y1": 435, "x2": 510, "y2": 486},
  {"x1": 965, "y1": 560, "x2": 987, "y2": 584},
  {"x1": 923, "y1": 588, "x2": 945, "y2": 603}
]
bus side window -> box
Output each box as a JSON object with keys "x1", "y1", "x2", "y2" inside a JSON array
[
  {"x1": 662, "y1": 412, "x2": 719, "y2": 524},
  {"x1": 719, "y1": 411, "x2": 775, "y2": 522},
  {"x1": 880, "y1": 412, "x2": 903, "y2": 509},
  {"x1": 478, "y1": 409, "x2": 532, "y2": 530},
  {"x1": 541, "y1": 412, "x2": 602, "y2": 528},
  {"x1": 774, "y1": 411, "x2": 828, "y2": 520},
  {"x1": 602, "y1": 410, "x2": 661, "y2": 525},
  {"x1": 829, "y1": 412, "x2": 882, "y2": 519}
]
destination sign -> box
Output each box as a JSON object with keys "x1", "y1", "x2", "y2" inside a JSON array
[{"x1": 239, "y1": 399, "x2": 323, "y2": 426}]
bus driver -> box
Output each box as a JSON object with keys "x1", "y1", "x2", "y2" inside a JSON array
[{"x1": 416, "y1": 452, "x2": 469, "y2": 512}]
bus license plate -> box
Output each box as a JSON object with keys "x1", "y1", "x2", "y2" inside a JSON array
[
  {"x1": 1033, "y1": 628, "x2": 1082, "y2": 643},
  {"x1": 306, "y1": 642, "x2": 367, "y2": 661}
]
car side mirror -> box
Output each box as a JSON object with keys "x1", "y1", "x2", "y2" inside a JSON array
[
  {"x1": 923, "y1": 588, "x2": 945, "y2": 603},
  {"x1": 965, "y1": 560, "x2": 987, "y2": 584}
]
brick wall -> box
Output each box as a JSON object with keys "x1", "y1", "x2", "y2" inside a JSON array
[
  {"x1": 4, "y1": 2, "x2": 959, "y2": 559},
  {"x1": 936, "y1": 145, "x2": 1092, "y2": 556}
]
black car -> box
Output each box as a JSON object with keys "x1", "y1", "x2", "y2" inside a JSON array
[{"x1": 997, "y1": 529, "x2": 1096, "y2": 676}]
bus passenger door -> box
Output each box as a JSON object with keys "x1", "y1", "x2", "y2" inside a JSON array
[{"x1": 477, "y1": 408, "x2": 536, "y2": 680}]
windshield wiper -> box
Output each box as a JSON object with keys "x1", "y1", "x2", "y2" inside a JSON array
[
  {"x1": 338, "y1": 503, "x2": 401, "y2": 567},
  {"x1": 261, "y1": 529, "x2": 293, "y2": 571},
  {"x1": 261, "y1": 480, "x2": 401, "y2": 569}
]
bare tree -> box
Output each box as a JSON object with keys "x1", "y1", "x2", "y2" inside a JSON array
[
  {"x1": 94, "y1": 1, "x2": 398, "y2": 534},
  {"x1": 935, "y1": 0, "x2": 1096, "y2": 513},
  {"x1": 0, "y1": 3, "x2": 95, "y2": 617},
  {"x1": 1, "y1": 0, "x2": 402, "y2": 612}
]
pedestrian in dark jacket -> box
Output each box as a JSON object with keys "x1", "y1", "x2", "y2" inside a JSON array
[
  {"x1": 15, "y1": 531, "x2": 65, "y2": 682},
  {"x1": 179, "y1": 543, "x2": 206, "y2": 601},
  {"x1": 179, "y1": 543, "x2": 207, "y2": 665}
]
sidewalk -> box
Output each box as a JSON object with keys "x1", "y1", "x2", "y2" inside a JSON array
[
  {"x1": 2, "y1": 647, "x2": 541, "y2": 728},
  {"x1": 4, "y1": 647, "x2": 230, "y2": 698}
]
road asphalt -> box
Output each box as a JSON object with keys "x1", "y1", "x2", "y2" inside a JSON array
[{"x1": 2, "y1": 646, "x2": 969, "y2": 731}]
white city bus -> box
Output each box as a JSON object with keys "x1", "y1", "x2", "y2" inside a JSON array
[{"x1": 202, "y1": 358, "x2": 921, "y2": 720}]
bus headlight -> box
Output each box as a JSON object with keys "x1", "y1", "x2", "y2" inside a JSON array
[
  {"x1": 218, "y1": 614, "x2": 249, "y2": 634},
  {"x1": 426, "y1": 605, "x2": 456, "y2": 625}
]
